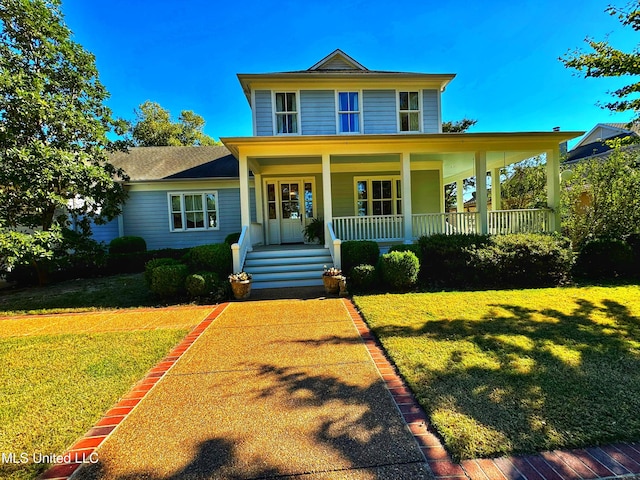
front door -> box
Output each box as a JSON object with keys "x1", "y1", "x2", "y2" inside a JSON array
[{"x1": 279, "y1": 181, "x2": 304, "y2": 243}]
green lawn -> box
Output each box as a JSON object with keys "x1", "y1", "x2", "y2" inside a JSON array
[
  {"x1": 0, "y1": 273, "x2": 156, "y2": 315},
  {"x1": 0, "y1": 306, "x2": 212, "y2": 480},
  {"x1": 354, "y1": 285, "x2": 640, "y2": 461}
]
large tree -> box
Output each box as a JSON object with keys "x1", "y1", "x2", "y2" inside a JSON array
[
  {"x1": 561, "y1": 2, "x2": 640, "y2": 123},
  {"x1": 0, "y1": 0, "x2": 127, "y2": 280},
  {"x1": 500, "y1": 156, "x2": 547, "y2": 210},
  {"x1": 129, "y1": 101, "x2": 220, "y2": 146},
  {"x1": 561, "y1": 144, "x2": 640, "y2": 248}
]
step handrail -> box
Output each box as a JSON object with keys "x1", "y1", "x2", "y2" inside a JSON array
[
  {"x1": 326, "y1": 221, "x2": 341, "y2": 270},
  {"x1": 231, "y1": 225, "x2": 250, "y2": 272}
]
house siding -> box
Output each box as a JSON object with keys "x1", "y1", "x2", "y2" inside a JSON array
[
  {"x1": 422, "y1": 89, "x2": 439, "y2": 133},
  {"x1": 90, "y1": 218, "x2": 119, "y2": 244},
  {"x1": 411, "y1": 170, "x2": 441, "y2": 213},
  {"x1": 363, "y1": 90, "x2": 397, "y2": 134},
  {"x1": 301, "y1": 90, "x2": 336, "y2": 135},
  {"x1": 254, "y1": 90, "x2": 273, "y2": 136},
  {"x1": 121, "y1": 188, "x2": 255, "y2": 250}
]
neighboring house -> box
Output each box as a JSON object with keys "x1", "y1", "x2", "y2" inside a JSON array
[
  {"x1": 565, "y1": 122, "x2": 639, "y2": 164},
  {"x1": 96, "y1": 49, "x2": 582, "y2": 288}
]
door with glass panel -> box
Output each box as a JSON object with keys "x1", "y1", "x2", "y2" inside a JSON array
[{"x1": 266, "y1": 179, "x2": 314, "y2": 244}]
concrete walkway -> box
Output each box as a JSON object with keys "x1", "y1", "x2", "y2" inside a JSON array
[{"x1": 67, "y1": 299, "x2": 431, "y2": 480}]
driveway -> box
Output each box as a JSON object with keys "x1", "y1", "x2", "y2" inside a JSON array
[{"x1": 71, "y1": 299, "x2": 431, "y2": 479}]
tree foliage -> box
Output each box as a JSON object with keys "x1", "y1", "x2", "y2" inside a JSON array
[
  {"x1": 442, "y1": 118, "x2": 478, "y2": 210},
  {"x1": 129, "y1": 101, "x2": 220, "y2": 146},
  {"x1": 561, "y1": 145, "x2": 640, "y2": 248},
  {"x1": 500, "y1": 156, "x2": 547, "y2": 209},
  {"x1": 0, "y1": 0, "x2": 127, "y2": 277},
  {"x1": 561, "y1": 2, "x2": 640, "y2": 122}
]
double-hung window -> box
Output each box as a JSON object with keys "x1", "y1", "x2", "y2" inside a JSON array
[
  {"x1": 398, "y1": 91, "x2": 420, "y2": 132},
  {"x1": 355, "y1": 178, "x2": 402, "y2": 216},
  {"x1": 338, "y1": 92, "x2": 360, "y2": 133},
  {"x1": 169, "y1": 192, "x2": 218, "y2": 231},
  {"x1": 275, "y1": 92, "x2": 298, "y2": 134}
]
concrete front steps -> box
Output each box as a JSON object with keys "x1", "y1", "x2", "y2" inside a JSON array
[{"x1": 244, "y1": 246, "x2": 333, "y2": 289}]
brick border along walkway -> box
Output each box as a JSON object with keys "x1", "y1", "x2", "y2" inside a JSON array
[
  {"x1": 343, "y1": 299, "x2": 640, "y2": 480},
  {"x1": 38, "y1": 303, "x2": 229, "y2": 480}
]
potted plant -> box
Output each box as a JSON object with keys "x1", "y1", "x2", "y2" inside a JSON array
[
  {"x1": 228, "y1": 271, "x2": 252, "y2": 300},
  {"x1": 303, "y1": 217, "x2": 325, "y2": 245},
  {"x1": 322, "y1": 266, "x2": 344, "y2": 294}
]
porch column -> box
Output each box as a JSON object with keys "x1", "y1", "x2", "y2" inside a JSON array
[
  {"x1": 456, "y1": 179, "x2": 465, "y2": 212},
  {"x1": 401, "y1": 152, "x2": 413, "y2": 243},
  {"x1": 474, "y1": 151, "x2": 488, "y2": 234},
  {"x1": 254, "y1": 173, "x2": 264, "y2": 244},
  {"x1": 546, "y1": 146, "x2": 561, "y2": 232},
  {"x1": 322, "y1": 153, "x2": 333, "y2": 247},
  {"x1": 491, "y1": 168, "x2": 502, "y2": 210},
  {"x1": 239, "y1": 153, "x2": 251, "y2": 243}
]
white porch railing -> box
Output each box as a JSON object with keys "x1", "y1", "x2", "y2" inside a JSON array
[
  {"x1": 333, "y1": 215, "x2": 404, "y2": 242},
  {"x1": 488, "y1": 209, "x2": 551, "y2": 234},
  {"x1": 412, "y1": 212, "x2": 478, "y2": 237},
  {"x1": 326, "y1": 221, "x2": 342, "y2": 269},
  {"x1": 231, "y1": 225, "x2": 251, "y2": 273},
  {"x1": 333, "y1": 209, "x2": 552, "y2": 243}
]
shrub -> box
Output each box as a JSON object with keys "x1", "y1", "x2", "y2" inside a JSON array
[
  {"x1": 380, "y1": 251, "x2": 420, "y2": 291},
  {"x1": 389, "y1": 244, "x2": 422, "y2": 262},
  {"x1": 224, "y1": 232, "x2": 241, "y2": 245},
  {"x1": 625, "y1": 233, "x2": 640, "y2": 277},
  {"x1": 144, "y1": 258, "x2": 181, "y2": 287},
  {"x1": 183, "y1": 243, "x2": 232, "y2": 277},
  {"x1": 108, "y1": 236, "x2": 147, "y2": 255},
  {"x1": 341, "y1": 241, "x2": 380, "y2": 274},
  {"x1": 349, "y1": 264, "x2": 378, "y2": 293},
  {"x1": 418, "y1": 234, "x2": 489, "y2": 286},
  {"x1": 185, "y1": 271, "x2": 219, "y2": 298},
  {"x1": 469, "y1": 233, "x2": 574, "y2": 288},
  {"x1": 574, "y1": 238, "x2": 634, "y2": 279},
  {"x1": 150, "y1": 263, "x2": 189, "y2": 298}
]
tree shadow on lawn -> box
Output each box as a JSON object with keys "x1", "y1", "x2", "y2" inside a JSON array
[{"x1": 369, "y1": 298, "x2": 640, "y2": 461}]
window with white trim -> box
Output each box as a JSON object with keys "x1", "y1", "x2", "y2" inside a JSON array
[
  {"x1": 275, "y1": 92, "x2": 298, "y2": 134},
  {"x1": 398, "y1": 91, "x2": 420, "y2": 132},
  {"x1": 355, "y1": 178, "x2": 402, "y2": 216},
  {"x1": 169, "y1": 192, "x2": 219, "y2": 231},
  {"x1": 338, "y1": 92, "x2": 360, "y2": 133}
]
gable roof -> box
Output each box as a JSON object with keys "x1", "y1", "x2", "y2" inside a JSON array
[
  {"x1": 573, "y1": 122, "x2": 638, "y2": 149},
  {"x1": 308, "y1": 49, "x2": 367, "y2": 71},
  {"x1": 108, "y1": 146, "x2": 238, "y2": 182}
]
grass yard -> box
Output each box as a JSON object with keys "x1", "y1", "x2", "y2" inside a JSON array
[
  {"x1": 0, "y1": 273, "x2": 156, "y2": 315},
  {"x1": 0, "y1": 307, "x2": 211, "y2": 480},
  {"x1": 354, "y1": 285, "x2": 640, "y2": 461}
]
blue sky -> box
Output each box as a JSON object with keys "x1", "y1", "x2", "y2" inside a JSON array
[{"x1": 63, "y1": 0, "x2": 637, "y2": 147}]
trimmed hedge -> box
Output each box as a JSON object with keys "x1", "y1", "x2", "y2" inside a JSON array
[
  {"x1": 144, "y1": 258, "x2": 181, "y2": 287},
  {"x1": 150, "y1": 263, "x2": 189, "y2": 298},
  {"x1": 349, "y1": 264, "x2": 378, "y2": 293},
  {"x1": 224, "y1": 232, "x2": 241, "y2": 245},
  {"x1": 183, "y1": 243, "x2": 232, "y2": 277},
  {"x1": 468, "y1": 233, "x2": 574, "y2": 288},
  {"x1": 108, "y1": 236, "x2": 147, "y2": 255},
  {"x1": 380, "y1": 251, "x2": 420, "y2": 291},
  {"x1": 185, "y1": 272, "x2": 220, "y2": 298},
  {"x1": 418, "y1": 234, "x2": 489, "y2": 286},
  {"x1": 574, "y1": 238, "x2": 634, "y2": 279},
  {"x1": 341, "y1": 241, "x2": 380, "y2": 274}
]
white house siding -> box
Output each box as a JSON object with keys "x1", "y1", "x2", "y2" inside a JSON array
[
  {"x1": 422, "y1": 89, "x2": 439, "y2": 133},
  {"x1": 254, "y1": 90, "x2": 273, "y2": 136},
  {"x1": 362, "y1": 90, "x2": 396, "y2": 134},
  {"x1": 120, "y1": 188, "x2": 256, "y2": 250},
  {"x1": 300, "y1": 90, "x2": 336, "y2": 135}
]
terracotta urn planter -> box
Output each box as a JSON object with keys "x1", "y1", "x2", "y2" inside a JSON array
[
  {"x1": 322, "y1": 275, "x2": 341, "y2": 294},
  {"x1": 229, "y1": 272, "x2": 252, "y2": 300}
]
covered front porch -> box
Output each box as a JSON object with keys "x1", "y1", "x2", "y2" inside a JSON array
[{"x1": 221, "y1": 131, "x2": 581, "y2": 271}]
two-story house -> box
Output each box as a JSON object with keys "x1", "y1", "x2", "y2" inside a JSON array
[{"x1": 101, "y1": 50, "x2": 582, "y2": 288}]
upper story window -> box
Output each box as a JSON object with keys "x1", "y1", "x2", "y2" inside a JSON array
[
  {"x1": 338, "y1": 92, "x2": 360, "y2": 133},
  {"x1": 398, "y1": 91, "x2": 420, "y2": 132},
  {"x1": 169, "y1": 192, "x2": 219, "y2": 231},
  {"x1": 275, "y1": 92, "x2": 298, "y2": 134}
]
